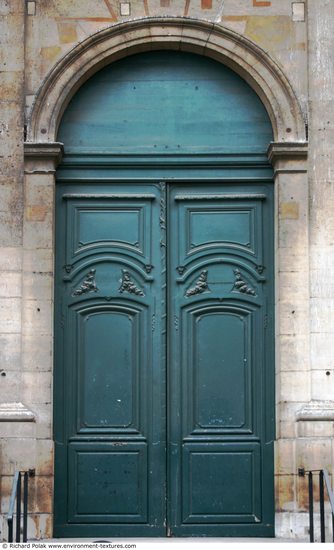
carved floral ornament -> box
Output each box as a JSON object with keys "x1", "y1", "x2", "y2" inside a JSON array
[
  {"x1": 184, "y1": 268, "x2": 257, "y2": 298},
  {"x1": 232, "y1": 269, "x2": 256, "y2": 296},
  {"x1": 119, "y1": 270, "x2": 145, "y2": 296},
  {"x1": 72, "y1": 269, "x2": 145, "y2": 298},
  {"x1": 186, "y1": 270, "x2": 209, "y2": 297},
  {"x1": 72, "y1": 269, "x2": 98, "y2": 296}
]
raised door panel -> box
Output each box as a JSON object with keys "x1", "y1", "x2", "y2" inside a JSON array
[
  {"x1": 63, "y1": 194, "x2": 155, "y2": 266},
  {"x1": 185, "y1": 305, "x2": 253, "y2": 434},
  {"x1": 68, "y1": 442, "x2": 148, "y2": 523},
  {"x1": 182, "y1": 443, "x2": 261, "y2": 523},
  {"x1": 76, "y1": 305, "x2": 142, "y2": 433}
]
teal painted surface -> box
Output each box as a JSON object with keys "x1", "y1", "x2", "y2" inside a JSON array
[
  {"x1": 54, "y1": 181, "x2": 274, "y2": 538},
  {"x1": 54, "y1": 51, "x2": 274, "y2": 538},
  {"x1": 168, "y1": 183, "x2": 274, "y2": 536},
  {"x1": 54, "y1": 184, "x2": 167, "y2": 536},
  {"x1": 57, "y1": 51, "x2": 273, "y2": 154}
]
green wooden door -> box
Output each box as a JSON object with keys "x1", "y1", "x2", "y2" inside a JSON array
[
  {"x1": 54, "y1": 180, "x2": 274, "y2": 538},
  {"x1": 167, "y1": 183, "x2": 274, "y2": 536}
]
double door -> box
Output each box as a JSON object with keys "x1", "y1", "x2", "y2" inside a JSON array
[{"x1": 54, "y1": 181, "x2": 274, "y2": 538}]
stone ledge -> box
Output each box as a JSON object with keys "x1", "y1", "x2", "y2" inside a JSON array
[
  {"x1": 268, "y1": 141, "x2": 308, "y2": 161},
  {"x1": 296, "y1": 401, "x2": 334, "y2": 421},
  {"x1": 0, "y1": 402, "x2": 35, "y2": 422},
  {"x1": 24, "y1": 142, "x2": 64, "y2": 171}
]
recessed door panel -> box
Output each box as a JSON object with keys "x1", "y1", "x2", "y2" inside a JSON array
[
  {"x1": 68, "y1": 442, "x2": 148, "y2": 523},
  {"x1": 64, "y1": 195, "x2": 154, "y2": 263},
  {"x1": 189, "y1": 209, "x2": 254, "y2": 252},
  {"x1": 182, "y1": 443, "x2": 261, "y2": 523},
  {"x1": 190, "y1": 307, "x2": 252, "y2": 431},
  {"x1": 76, "y1": 208, "x2": 142, "y2": 251},
  {"x1": 175, "y1": 197, "x2": 264, "y2": 265},
  {"x1": 77, "y1": 306, "x2": 140, "y2": 431}
]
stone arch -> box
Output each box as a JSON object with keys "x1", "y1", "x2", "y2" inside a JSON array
[{"x1": 27, "y1": 17, "x2": 306, "y2": 144}]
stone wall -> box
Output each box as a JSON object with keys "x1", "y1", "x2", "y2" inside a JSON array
[{"x1": 0, "y1": 0, "x2": 333, "y2": 541}]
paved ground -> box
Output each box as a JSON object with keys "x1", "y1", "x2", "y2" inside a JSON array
[{"x1": 41, "y1": 538, "x2": 307, "y2": 544}]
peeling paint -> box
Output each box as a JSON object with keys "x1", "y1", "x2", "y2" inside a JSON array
[
  {"x1": 280, "y1": 202, "x2": 299, "y2": 220},
  {"x1": 40, "y1": 46, "x2": 62, "y2": 62},
  {"x1": 57, "y1": 21, "x2": 78, "y2": 43},
  {"x1": 245, "y1": 15, "x2": 294, "y2": 49},
  {"x1": 26, "y1": 205, "x2": 48, "y2": 222}
]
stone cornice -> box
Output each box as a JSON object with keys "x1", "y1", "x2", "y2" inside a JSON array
[
  {"x1": 296, "y1": 401, "x2": 334, "y2": 422},
  {"x1": 24, "y1": 142, "x2": 64, "y2": 163},
  {"x1": 0, "y1": 402, "x2": 35, "y2": 422},
  {"x1": 267, "y1": 141, "x2": 308, "y2": 163},
  {"x1": 24, "y1": 142, "x2": 64, "y2": 172}
]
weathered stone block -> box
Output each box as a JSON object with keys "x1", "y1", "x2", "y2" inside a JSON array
[
  {"x1": 29, "y1": 476, "x2": 53, "y2": 514},
  {"x1": 22, "y1": 332, "x2": 52, "y2": 372},
  {"x1": 279, "y1": 202, "x2": 299, "y2": 220},
  {"x1": 0, "y1": 333, "x2": 21, "y2": 371},
  {"x1": 296, "y1": 474, "x2": 312, "y2": 512},
  {"x1": 22, "y1": 300, "x2": 53, "y2": 335},
  {"x1": 35, "y1": 439, "x2": 54, "y2": 476},
  {"x1": 0, "y1": 371, "x2": 21, "y2": 402},
  {"x1": 278, "y1": 420, "x2": 296, "y2": 439},
  {"x1": 292, "y1": 2, "x2": 305, "y2": 22},
  {"x1": 0, "y1": 272, "x2": 21, "y2": 298},
  {"x1": 26, "y1": 513, "x2": 53, "y2": 541},
  {"x1": 296, "y1": 439, "x2": 332, "y2": 472},
  {"x1": 0, "y1": 421, "x2": 36, "y2": 438},
  {"x1": 23, "y1": 272, "x2": 52, "y2": 301},
  {"x1": 21, "y1": 372, "x2": 52, "y2": 405},
  {"x1": 275, "y1": 511, "x2": 311, "y2": 540},
  {"x1": 0, "y1": 211, "x2": 23, "y2": 247},
  {"x1": 23, "y1": 218, "x2": 53, "y2": 250},
  {"x1": 311, "y1": 369, "x2": 334, "y2": 401},
  {"x1": 279, "y1": 334, "x2": 309, "y2": 371},
  {"x1": 25, "y1": 178, "x2": 54, "y2": 206},
  {"x1": 278, "y1": 218, "x2": 308, "y2": 250},
  {"x1": 311, "y1": 268, "x2": 334, "y2": 298},
  {"x1": 279, "y1": 301, "x2": 309, "y2": 336},
  {"x1": 278, "y1": 272, "x2": 309, "y2": 304},
  {"x1": 23, "y1": 249, "x2": 53, "y2": 274},
  {"x1": 0, "y1": 247, "x2": 22, "y2": 271},
  {"x1": 33, "y1": 403, "x2": 52, "y2": 439},
  {"x1": 310, "y1": 298, "x2": 334, "y2": 333},
  {"x1": 278, "y1": 247, "x2": 308, "y2": 274},
  {"x1": 275, "y1": 475, "x2": 296, "y2": 512},
  {"x1": 297, "y1": 420, "x2": 334, "y2": 438},
  {"x1": 279, "y1": 371, "x2": 310, "y2": 402},
  {"x1": 0, "y1": 298, "x2": 21, "y2": 333},
  {"x1": 275, "y1": 439, "x2": 296, "y2": 474},
  {"x1": 26, "y1": 206, "x2": 49, "y2": 222},
  {"x1": 0, "y1": 438, "x2": 37, "y2": 475}
]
